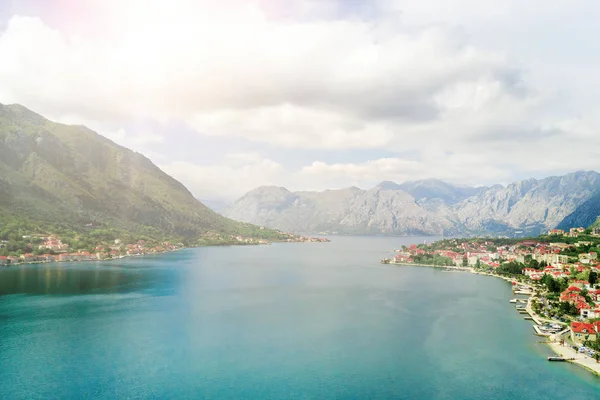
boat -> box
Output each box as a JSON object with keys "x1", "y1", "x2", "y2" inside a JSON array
[{"x1": 509, "y1": 299, "x2": 517, "y2": 303}]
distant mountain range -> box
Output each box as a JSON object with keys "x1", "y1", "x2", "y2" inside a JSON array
[
  {"x1": 222, "y1": 172, "x2": 600, "y2": 236},
  {"x1": 0, "y1": 103, "x2": 280, "y2": 242}
]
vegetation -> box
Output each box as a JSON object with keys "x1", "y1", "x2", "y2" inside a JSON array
[
  {"x1": 541, "y1": 274, "x2": 570, "y2": 293},
  {"x1": 0, "y1": 103, "x2": 293, "y2": 247},
  {"x1": 557, "y1": 301, "x2": 579, "y2": 316},
  {"x1": 495, "y1": 261, "x2": 524, "y2": 275},
  {"x1": 411, "y1": 253, "x2": 454, "y2": 266}
]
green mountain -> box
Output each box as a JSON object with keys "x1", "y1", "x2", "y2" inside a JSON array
[{"x1": 0, "y1": 103, "x2": 281, "y2": 243}]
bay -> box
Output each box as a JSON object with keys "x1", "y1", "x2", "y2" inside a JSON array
[{"x1": 1, "y1": 236, "x2": 599, "y2": 399}]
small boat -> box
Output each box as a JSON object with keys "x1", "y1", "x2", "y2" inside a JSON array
[{"x1": 509, "y1": 299, "x2": 517, "y2": 303}]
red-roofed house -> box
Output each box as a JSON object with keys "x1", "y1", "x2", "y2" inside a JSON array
[{"x1": 571, "y1": 321, "x2": 598, "y2": 343}]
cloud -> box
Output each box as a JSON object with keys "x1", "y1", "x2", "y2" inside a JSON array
[
  {"x1": 0, "y1": 3, "x2": 541, "y2": 152},
  {"x1": 159, "y1": 153, "x2": 287, "y2": 201},
  {"x1": 298, "y1": 156, "x2": 511, "y2": 189},
  {"x1": 1, "y1": 0, "x2": 600, "y2": 200}
]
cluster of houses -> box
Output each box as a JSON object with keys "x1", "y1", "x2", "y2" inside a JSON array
[
  {"x1": 38, "y1": 236, "x2": 70, "y2": 252},
  {"x1": 558, "y1": 285, "x2": 600, "y2": 317},
  {"x1": 548, "y1": 227, "x2": 587, "y2": 237},
  {"x1": 393, "y1": 239, "x2": 584, "y2": 269},
  {"x1": 395, "y1": 233, "x2": 600, "y2": 278},
  {"x1": 392, "y1": 232, "x2": 600, "y2": 322},
  {"x1": 284, "y1": 235, "x2": 330, "y2": 243},
  {"x1": 0, "y1": 237, "x2": 182, "y2": 267}
]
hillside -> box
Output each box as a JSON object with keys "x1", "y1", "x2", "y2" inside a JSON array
[
  {"x1": 223, "y1": 172, "x2": 600, "y2": 236},
  {"x1": 0, "y1": 103, "x2": 281, "y2": 243}
]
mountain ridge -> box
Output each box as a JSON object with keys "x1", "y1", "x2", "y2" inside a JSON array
[
  {"x1": 0, "y1": 103, "x2": 285, "y2": 243},
  {"x1": 223, "y1": 171, "x2": 600, "y2": 236}
]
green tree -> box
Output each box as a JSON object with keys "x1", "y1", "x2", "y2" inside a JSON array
[
  {"x1": 589, "y1": 270, "x2": 598, "y2": 286},
  {"x1": 558, "y1": 301, "x2": 579, "y2": 316}
]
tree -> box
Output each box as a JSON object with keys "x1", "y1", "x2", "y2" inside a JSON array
[
  {"x1": 462, "y1": 255, "x2": 468, "y2": 267},
  {"x1": 581, "y1": 289, "x2": 593, "y2": 304},
  {"x1": 589, "y1": 270, "x2": 598, "y2": 286},
  {"x1": 558, "y1": 301, "x2": 578, "y2": 316},
  {"x1": 557, "y1": 277, "x2": 569, "y2": 293},
  {"x1": 542, "y1": 274, "x2": 561, "y2": 293}
]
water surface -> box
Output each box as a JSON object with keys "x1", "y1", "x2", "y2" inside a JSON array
[{"x1": 1, "y1": 236, "x2": 599, "y2": 399}]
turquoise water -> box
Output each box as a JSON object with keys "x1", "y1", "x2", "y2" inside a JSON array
[{"x1": 1, "y1": 236, "x2": 599, "y2": 399}]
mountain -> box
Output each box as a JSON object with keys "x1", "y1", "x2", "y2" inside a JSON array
[
  {"x1": 556, "y1": 193, "x2": 600, "y2": 230},
  {"x1": 396, "y1": 179, "x2": 487, "y2": 204},
  {"x1": 0, "y1": 103, "x2": 280, "y2": 242},
  {"x1": 223, "y1": 172, "x2": 600, "y2": 236}
]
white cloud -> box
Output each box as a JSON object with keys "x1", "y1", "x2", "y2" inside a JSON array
[
  {"x1": 298, "y1": 156, "x2": 511, "y2": 190},
  {"x1": 159, "y1": 153, "x2": 287, "y2": 201},
  {"x1": 1, "y1": 0, "x2": 600, "y2": 199},
  {"x1": 0, "y1": 2, "x2": 542, "y2": 152}
]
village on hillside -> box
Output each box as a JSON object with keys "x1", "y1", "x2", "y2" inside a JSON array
[
  {"x1": 382, "y1": 226, "x2": 600, "y2": 368},
  {"x1": 0, "y1": 235, "x2": 184, "y2": 266},
  {"x1": 0, "y1": 229, "x2": 330, "y2": 267}
]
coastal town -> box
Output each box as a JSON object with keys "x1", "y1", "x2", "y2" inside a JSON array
[
  {"x1": 382, "y1": 226, "x2": 600, "y2": 376},
  {"x1": 0, "y1": 235, "x2": 185, "y2": 266},
  {"x1": 0, "y1": 231, "x2": 329, "y2": 267}
]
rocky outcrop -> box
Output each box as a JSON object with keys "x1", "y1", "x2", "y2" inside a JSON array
[{"x1": 223, "y1": 171, "x2": 600, "y2": 236}]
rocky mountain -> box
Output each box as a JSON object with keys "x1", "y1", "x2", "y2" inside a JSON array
[
  {"x1": 556, "y1": 193, "x2": 600, "y2": 230},
  {"x1": 395, "y1": 179, "x2": 487, "y2": 204},
  {"x1": 223, "y1": 171, "x2": 600, "y2": 236},
  {"x1": 0, "y1": 103, "x2": 279, "y2": 241}
]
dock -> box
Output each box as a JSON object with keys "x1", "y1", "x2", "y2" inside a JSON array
[
  {"x1": 514, "y1": 290, "x2": 533, "y2": 295},
  {"x1": 547, "y1": 356, "x2": 574, "y2": 362},
  {"x1": 533, "y1": 325, "x2": 551, "y2": 336}
]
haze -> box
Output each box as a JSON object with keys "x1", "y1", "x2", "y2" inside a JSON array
[{"x1": 1, "y1": 0, "x2": 599, "y2": 202}]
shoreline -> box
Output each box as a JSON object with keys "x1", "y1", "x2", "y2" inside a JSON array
[
  {"x1": 1, "y1": 238, "x2": 331, "y2": 269},
  {"x1": 0, "y1": 248, "x2": 185, "y2": 268},
  {"x1": 389, "y1": 261, "x2": 600, "y2": 377},
  {"x1": 547, "y1": 339, "x2": 600, "y2": 376}
]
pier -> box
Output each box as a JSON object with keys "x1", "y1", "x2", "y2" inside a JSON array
[{"x1": 547, "y1": 356, "x2": 574, "y2": 362}]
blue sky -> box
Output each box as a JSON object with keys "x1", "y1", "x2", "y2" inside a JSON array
[{"x1": 1, "y1": 0, "x2": 600, "y2": 202}]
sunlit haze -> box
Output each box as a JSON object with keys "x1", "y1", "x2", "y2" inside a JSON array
[{"x1": 1, "y1": 0, "x2": 600, "y2": 201}]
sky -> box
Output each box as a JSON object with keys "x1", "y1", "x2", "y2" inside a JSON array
[{"x1": 1, "y1": 0, "x2": 600, "y2": 202}]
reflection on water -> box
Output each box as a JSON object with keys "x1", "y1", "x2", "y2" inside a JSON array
[{"x1": 0, "y1": 263, "x2": 152, "y2": 296}]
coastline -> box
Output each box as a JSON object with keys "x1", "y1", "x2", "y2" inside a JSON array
[
  {"x1": 547, "y1": 339, "x2": 600, "y2": 376},
  {"x1": 388, "y1": 261, "x2": 473, "y2": 271},
  {"x1": 0, "y1": 247, "x2": 185, "y2": 268},
  {"x1": 1, "y1": 238, "x2": 331, "y2": 269},
  {"x1": 388, "y1": 261, "x2": 600, "y2": 377}
]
